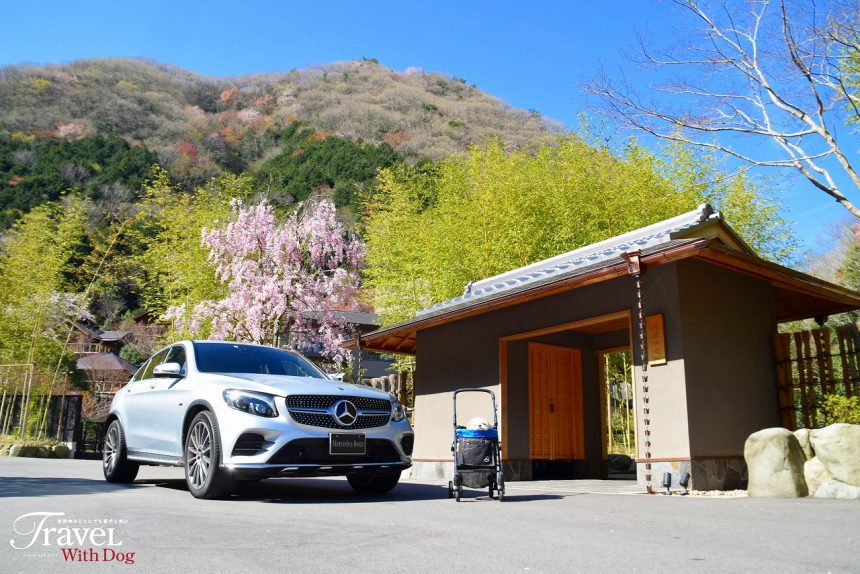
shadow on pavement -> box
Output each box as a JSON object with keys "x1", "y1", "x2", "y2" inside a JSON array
[
  {"x1": 139, "y1": 477, "x2": 567, "y2": 503},
  {"x1": 0, "y1": 476, "x2": 138, "y2": 498},
  {"x1": 0, "y1": 474, "x2": 568, "y2": 502}
]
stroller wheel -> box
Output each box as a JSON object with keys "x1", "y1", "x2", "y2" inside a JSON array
[{"x1": 448, "y1": 481, "x2": 454, "y2": 499}]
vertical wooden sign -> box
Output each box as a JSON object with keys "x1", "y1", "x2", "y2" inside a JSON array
[{"x1": 646, "y1": 314, "x2": 667, "y2": 366}]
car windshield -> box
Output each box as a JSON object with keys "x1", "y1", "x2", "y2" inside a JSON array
[{"x1": 193, "y1": 342, "x2": 327, "y2": 379}]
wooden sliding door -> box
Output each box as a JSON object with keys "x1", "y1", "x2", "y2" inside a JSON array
[{"x1": 528, "y1": 343, "x2": 584, "y2": 460}]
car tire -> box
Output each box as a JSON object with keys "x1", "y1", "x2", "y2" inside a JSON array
[
  {"x1": 184, "y1": 411, "x2": 235, "y2": 499},
  {"x1": 103, "y1": 420, "x2": 140, "y2": 483},
  {"x1": 347, "y1": 470, "x2": 401, "y2": 495}
]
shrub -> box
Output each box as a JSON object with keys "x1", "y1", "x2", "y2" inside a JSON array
[{"x1": 819, "y1": 394, "x2": 860, "y2": 425}]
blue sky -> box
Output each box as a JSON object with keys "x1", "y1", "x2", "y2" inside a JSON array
[{"x1": 1, "y1": 0, "x2": 854, "y2": 253}]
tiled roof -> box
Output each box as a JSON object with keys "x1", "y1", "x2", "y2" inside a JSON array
[
  {"x1": 416, "y1": 204, "x2": 723, "y2": 318},
  {"x1": 98, "y1": 330, "x2": 130, "y2": 342},
  {"x1": 76, "y1": 352, "x2": 136, "y2": 373}
]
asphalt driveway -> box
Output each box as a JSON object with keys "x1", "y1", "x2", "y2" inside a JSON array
[{"x1": 0, "y1": 458, "x2": 857, "y2": 573}]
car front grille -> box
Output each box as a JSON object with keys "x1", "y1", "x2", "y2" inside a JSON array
[
  {"x1": 285, "y1": 395, "x2": 391, "y2": 429},
  {"x1": 267, "y1": 438, "x2": 401, "y2": 465}
]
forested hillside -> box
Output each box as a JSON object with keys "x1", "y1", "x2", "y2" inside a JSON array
[{"x1": 0, "y1": 58, "x2": 558, "y2": 226}]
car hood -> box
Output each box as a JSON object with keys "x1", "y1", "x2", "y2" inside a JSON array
[{"x1": 197, "y1": 372, "x2": 392, "y2": 400}]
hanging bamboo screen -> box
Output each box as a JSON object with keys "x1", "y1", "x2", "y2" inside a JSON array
[{"x1": 773, "y1": 324, "x2": 860, "y2": 430}]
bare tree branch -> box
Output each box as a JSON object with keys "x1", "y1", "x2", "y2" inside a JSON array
[{"x1": 586, "y1": 0, "x2": 860, "y2": 218}]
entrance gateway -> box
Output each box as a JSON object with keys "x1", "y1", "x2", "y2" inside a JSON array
[
  {"x1": 501, "y1": 310, "x2": 633, "y2": 480},
  {"x1": 346, "y1": 204, "x2": 860, "y2": 490}
]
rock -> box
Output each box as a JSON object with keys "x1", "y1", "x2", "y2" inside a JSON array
[
  {"x1": 34, "y1": 446, "x2": 50, "y2": 458},
  {"x1": 8, "y1": 444, "x2": 24, "y2": 457},
  {"x1": 744, "y1": 427, "x2": 808, "y2": 497},
  {"x1": 793, "y1": 428, "x2": 813, "y2": 460},
  {"x1": 608, "y1": 453, "x2": 634, "y2": 472},
  {"x1": 19, "y1": 445, "x2": 38, "y2": 457},
  {"x1": 809, "y1": 424, "x2": 860, "y2": 487},
  {"x1": 51, "y1": 444, "x2": 70, "y2": 459},
  {"x1": 813, "y1": 480, "x2": 860, "y2": 500},
  {"x1": 804, "y1": 457, "x2": 833, "y2": 494}
]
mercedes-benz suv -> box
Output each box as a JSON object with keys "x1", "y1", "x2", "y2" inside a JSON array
[{"x1": 102, "y1": 340, "x2": 413, "y2": 499}]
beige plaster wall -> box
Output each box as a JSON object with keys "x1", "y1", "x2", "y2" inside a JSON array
[
  {"x1": 630, "y1": 264, "x2": 691, "y2": 460},
  {"x1": 676, "y1": 259, "x2": 779, "y2": 457}
]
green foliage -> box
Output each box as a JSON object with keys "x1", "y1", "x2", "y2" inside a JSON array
[
  {"x1": 118, "y1": 344, "x2": 148, "y2": 367},
  {"x1": 0, "y1": 204, "x2": 84, "y2": 375},
  {"x1": 131, "y1": 167, "x2": 252, "y2": 341},
  {"x1": 252, "y1": 122, "x2": 401, "y2": 214},
  {"x1": 0, "y1": 134, "x2": 156, "y2": 229},
  {"x1": 818, "y1": 394, "x2": 860, "y2": 425},
  {"x1": 364, "y1": 137, "x2": 794, "y2": 325}
]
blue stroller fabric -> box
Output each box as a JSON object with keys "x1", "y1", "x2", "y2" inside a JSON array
[{"x1": 456, "y1": 428, "x2": 498, "y2": 439}]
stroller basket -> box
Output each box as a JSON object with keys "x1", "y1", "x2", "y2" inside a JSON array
[
  {"x1": 456, "y1": 437, "x2": 496, "y2": 467},
  {"x1": 449, "y1": 388, "x2": 505, "y2": 501}
]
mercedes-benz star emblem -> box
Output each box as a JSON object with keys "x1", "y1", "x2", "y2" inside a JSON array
[{"x1": 333, "y1": 400, "x2": 357, "y2": 427}]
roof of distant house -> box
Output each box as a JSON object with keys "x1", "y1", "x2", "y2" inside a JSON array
[
  {"x1": 98, "y1": 330, "x2": 130, "y2": 342},
  {"x1": 76, "y1": 352, "x2": 136, "y2": 373}
]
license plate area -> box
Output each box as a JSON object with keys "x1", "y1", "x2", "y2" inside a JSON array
[{"x1": 329, "y1": 433, "x2": 366, "y2": 455}]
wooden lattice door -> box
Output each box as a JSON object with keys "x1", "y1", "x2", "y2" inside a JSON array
[{"x1": 528, "y1": 343, "x2": 584, "y2": 460}]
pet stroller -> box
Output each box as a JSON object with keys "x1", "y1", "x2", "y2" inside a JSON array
[{"x1": 448, "y1": 388, "x2": 505, "y2": 502}]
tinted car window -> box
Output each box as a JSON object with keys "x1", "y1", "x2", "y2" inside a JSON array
[
  {"x1": 165, "y1": 345, "x2": 187, "y2": 375},
  {"x1": 140, "y1": 348, "x2": 170, "y2": 380},
  {"x1": 193, "y1": 343, "x2": 326, "y2": 379},
  {"x1": 130, "y1": 360, "x2": 149, "y2": 382}
]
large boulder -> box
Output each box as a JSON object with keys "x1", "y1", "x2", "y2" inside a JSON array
[
  {"x1": 804, "y1": 457, "x2": 833, "y2": 494},
  {"x1": 793, "y1": 428, "x2": 813, "y2": 460},
  {"x1": 7, "y1": 444, "x2": 23, "y2": 457},
  {"x1": 18, "y1": 445, "x2": 38, "y2": 457},
  {"x1": 813, "y1": 480, "x2": 860, "y2": 500},
  {"x1": 809, "y1": 424, "x2": 860, "y2": 487},
  {"x1": 51, "y1": 444, "x2": 70, "y2": 459},
  {"x1": 744, "y1": 428, "x2": 808, "y2": 497}
]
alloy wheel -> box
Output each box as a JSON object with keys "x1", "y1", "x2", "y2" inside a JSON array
[
  {"x1": 103, "y1": 424, "x2": 118, "y2": 473},
  {"x1": 187, "y1": 421, "x2": 212, "y2": 489}
]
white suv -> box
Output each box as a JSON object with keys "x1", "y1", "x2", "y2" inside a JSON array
[{"x1": 103, "y1": 340, "x2": 413, "y2": 499}]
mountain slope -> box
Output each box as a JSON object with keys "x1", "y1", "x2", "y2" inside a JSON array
[{"x1": 0, "y1": 58, "x2": 560, "y2": 168}]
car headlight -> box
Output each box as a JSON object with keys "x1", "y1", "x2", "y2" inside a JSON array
[
  {"x1": 391, "y1": 398, "x2": 407, "y2": 422},
  {"x1": 223, "y1": 389, "x2": 279, "y2": 418}
]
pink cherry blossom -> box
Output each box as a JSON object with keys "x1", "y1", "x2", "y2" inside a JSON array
[{"x1": 165, "y1": 197, "x2": 364, "y2": 365}]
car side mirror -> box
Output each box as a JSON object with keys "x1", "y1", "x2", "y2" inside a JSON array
[{"x1": 153, "y1": 362, "x2": 183, "y2": 378}]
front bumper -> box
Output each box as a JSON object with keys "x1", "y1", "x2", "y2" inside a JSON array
[{"x1": 216, "y1": 396, "x2": 413, "y2": 478}]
